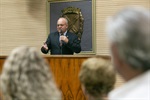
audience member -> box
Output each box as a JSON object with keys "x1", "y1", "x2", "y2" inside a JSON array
[
  {"x1": 106, "y1": 6, "x2": 150, "y2": 99},
  {"x1": 0, "y1": 46, "x2": 62, "y2": 100},
  {"x1": 79, "y1": 57, "x2": 116, "y2": 100}
]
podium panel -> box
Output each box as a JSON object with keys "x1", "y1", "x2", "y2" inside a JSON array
[{"x1": 0, "y1": 55, "x2": 110, "y2": 100}]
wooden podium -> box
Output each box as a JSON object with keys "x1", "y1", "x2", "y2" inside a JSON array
[{"x1": 0, "y1": 55, "x2": 110, "y2": 100}]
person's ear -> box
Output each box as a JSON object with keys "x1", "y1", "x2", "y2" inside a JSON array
[
  {"x1": 111, "y1": 43, "x2": 124, "y2": 69},
  {"x1": 81, "y1": 85, "x2": 88, "y2": 95},
  {"x1": 66, "y1": 24, "x2": 68, "y2": 29}
]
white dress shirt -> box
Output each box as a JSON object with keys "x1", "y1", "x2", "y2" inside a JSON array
[{"x1": 108, "y1": 70, "x2": 150, "y2": 100}]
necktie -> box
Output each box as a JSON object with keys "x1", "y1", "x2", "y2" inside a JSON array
[{"x1": 59, "y1": 34, "x2": 63, "y2": 46}]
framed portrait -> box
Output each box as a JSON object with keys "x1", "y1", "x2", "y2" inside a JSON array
[{"x1": 46, "y1": 0, "x2": 96, "y2": 54}]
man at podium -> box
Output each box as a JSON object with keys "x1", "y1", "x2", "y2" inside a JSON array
[{"x1": 41, "y1": 17, "x2": 81, "y2": 55}]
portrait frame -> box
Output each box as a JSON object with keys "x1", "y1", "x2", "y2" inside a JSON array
[{"x1": 46, "y1": 0, "x2": 96, "y2": 54}]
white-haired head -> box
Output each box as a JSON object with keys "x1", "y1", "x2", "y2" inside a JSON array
[
  {"x1": 106, "y1": 6, "x2": 150, "y2": 71},
  {"x1": 0, "y1": 46, "x2": 61, "y2": 100}
]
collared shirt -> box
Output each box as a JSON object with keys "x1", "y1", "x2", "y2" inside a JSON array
[
  {"x1": 59, "y1": 31, "x2": 67, "y2": 36},
  {"x1": 108, "y1": 70, "x2": 150, "y2": 100}
]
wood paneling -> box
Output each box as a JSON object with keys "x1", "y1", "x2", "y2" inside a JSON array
[
  {"x1": 0, "y1": 56, "x2": 5, "y2": 74},
  {"x1": 44, "y1": 55, "x2": 111, "y2": 100},
  {"x1": 0, "y1": 55, "x2": 124, "y2": 100},
  {"x1": 47, "y1": 57, "x2": 87, "y2": 100}
]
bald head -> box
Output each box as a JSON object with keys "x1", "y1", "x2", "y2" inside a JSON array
[{"x1": 57, "y1": 17, "x2": 68, "y2": 33}]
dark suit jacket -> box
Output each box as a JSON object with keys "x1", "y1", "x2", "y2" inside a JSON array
[{"x1": 41, "y1": 31, "x2": 81, "y2": 55}]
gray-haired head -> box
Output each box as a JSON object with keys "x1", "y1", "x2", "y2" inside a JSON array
[
  {"x1": 106, "y1": 6, "x2": 150, "y2": 71},
  {"x1": 59, "y1": 17, "x2": 68, "y2": 25},
  {"x1": 0, "y1": 46, "x2": 61, "y2": 100}
]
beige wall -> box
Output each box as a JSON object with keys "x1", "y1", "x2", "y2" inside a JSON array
[
  {"x1": 0, "y1": 0, "x2": 149, "y2": 56},
  {"x1": 0, "y1": 0, "x2": 47, "y2": 56},
  {"x1": 96, "y1": 0, "x2": 149, "y2": 55}
]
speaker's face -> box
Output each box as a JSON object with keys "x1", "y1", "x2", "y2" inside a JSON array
[{"x1": 57, "y1": 18, "x2": 68, "y2": 33}]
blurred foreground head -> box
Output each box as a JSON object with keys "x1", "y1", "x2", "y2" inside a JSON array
[
  {"x1": 0, "y1": 46, "x2": 61, "y2": 100},
  {"x1": 106, "y1": 6, "x2": 150, "y2": 80},
  {"x1": 79, "y1": 57, "x2": 116, "y2": 100}
]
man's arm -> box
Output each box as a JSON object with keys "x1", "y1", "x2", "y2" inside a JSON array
[
  {"x1": 67, "y1": 36, "x2": 81, "y2": 53},
  {"x1": 62, "y1": 35, "x2": 81, "y2": 53},
  {"x1": 41, "y1": 34, "x2": 51, "y2": 54},
  {"x1": 41, "y1": 43, "x2": 49, "y2": 54}
]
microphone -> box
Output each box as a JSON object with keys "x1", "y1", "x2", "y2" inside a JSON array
[
  {"x1": 59, "y1": 29, "x2": 63, "y2": 46},
  {"x1": 59, "y1": 29, "x2": 63, "y2": 35},
  {"x1": 59, "y1": 29, "x2": 63, "y2": 54}
]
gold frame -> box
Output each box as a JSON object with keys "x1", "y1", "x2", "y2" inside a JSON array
[{"x1": 46, "y1": 0, "x2": 96, "y2": 54}]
